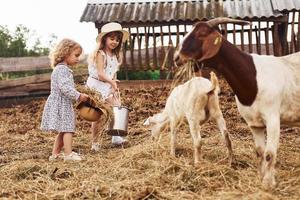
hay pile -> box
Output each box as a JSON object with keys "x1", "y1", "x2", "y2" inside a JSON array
[
  {"x1": 76, "y1": 85, "x2": 113, "y2": 126},
  {"x1": 0, "y1": 78, "x2": 300, "y2": 199}
]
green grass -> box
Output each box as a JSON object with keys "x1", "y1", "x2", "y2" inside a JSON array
[{"x1": 117, "y1": 70, "x2": 160, "y2": 80}]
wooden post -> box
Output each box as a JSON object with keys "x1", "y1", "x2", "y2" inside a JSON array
[
  {"x1": 297, "y1": 11, "x2": 300, "y2": 52},
  {"x1": 272, "y1": 23, "x2": 283, "y2": 56},
  {"x1": 278, "y1": 18, "x2": 289, "y2": 55},
  {"x1": 152, "y1": 26, "x2": 158, "y2": 71},
  {"x1": 176, "y1": 25, "x2": 180, "y2": 47},
  {"x1": 144, "y1": 26, "x2": 150, "y2": 70},
  {"x1": 290, "y1": 11, "x2": 296, "y2": 53},
  {"x1": 136, "y1": 27, "x2": 142, "y2": 70},
  {"x1": 265, "y1": 22, "x2": 270, "y2": 55},
  {"x1": 233, "y1": 24, "x2": 236, "y2": 45},
  {"x1": 167, "y1": 44, "x2": 175, "y2": 76},
  {"x1": 160, "y1": 26, "x2": 164, "y2": 47},
  {"x1": 122, "y1": 40, "x2": 128, "y2": 80},
  {"x1": 257, "y1": 22, "x2": 261, "y2": 54},
  {"x1": 241, "y1": 25, "x2": 245, "y2": 51},
  {"x1": 159, "y1": 26, "x2": 166, "y2": 71},
  {"x1": 168, "y1": 25, "x2": 172, "y2": 46},
  {"x1": 249, "y1": 23, "x2": 253, "y2": 53},
  {"x1": 128, "y1": 28, "x2": 135, "y2": 71}
]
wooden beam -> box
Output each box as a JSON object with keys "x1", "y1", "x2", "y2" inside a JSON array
[{"x1": 0, "y1": 56, "x2": 50, "y2": 73}]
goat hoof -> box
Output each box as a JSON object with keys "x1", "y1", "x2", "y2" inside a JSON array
[{"x1": 228, "y1": 157, "x2": 234, "y2": 167}]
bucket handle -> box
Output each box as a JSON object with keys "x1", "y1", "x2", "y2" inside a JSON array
[
  {"x1": 113, "y1": 89, "x2": 122, "y2": 107},
  {"x1": 113, "y1": 90, "x2": 133, "y2": 111}
]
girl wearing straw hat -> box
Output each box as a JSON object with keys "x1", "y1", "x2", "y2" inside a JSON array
[{"x1": 86, "y1": 22, "x2": 129, "y2": 150}]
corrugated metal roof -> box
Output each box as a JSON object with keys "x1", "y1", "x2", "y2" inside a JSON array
[
  {"x1": 80, "y1": 0, "x2": 283, "y2": 25},
  {"x1": 88, "y1": 0, "x2": 184, "y2": 3},
  {"x1": 271, "y1": 0, "x2": 300, "y2": 11}
]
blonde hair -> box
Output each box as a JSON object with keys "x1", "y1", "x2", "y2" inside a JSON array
[
  {"x1": 49, "y1": 38, "x2": 82, "y2": 68},
  {"x1": 88, "y1": 31, "x2": 123, "y2": 65}
]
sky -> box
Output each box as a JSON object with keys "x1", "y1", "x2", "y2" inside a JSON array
[{"x1": 0, "y1": 0, "x2": 98, "y2": 54}]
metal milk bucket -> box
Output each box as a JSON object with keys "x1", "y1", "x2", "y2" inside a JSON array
[{"x1": 106, "y1": 106, "x2": 130, "y2": 136}]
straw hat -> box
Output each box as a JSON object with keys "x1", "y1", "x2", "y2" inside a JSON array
[
  {"x1": 96, "y1": 22, "x2": 129, "y2": 43},
  {"x1": 76, "y1": 100, "x2": 102, "y2": 122}
]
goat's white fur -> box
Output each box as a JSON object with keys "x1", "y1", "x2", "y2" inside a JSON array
[
  {"x1": 144, "y1": 72, "x2": 233, "y2": 164},
  {"x1": 234, "y1": 52, "x2": 300, "y2": 187}
]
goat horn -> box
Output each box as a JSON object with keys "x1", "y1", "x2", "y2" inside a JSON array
[{"x1": 207, "y1": 17, "x2": 250, "y2": 27}]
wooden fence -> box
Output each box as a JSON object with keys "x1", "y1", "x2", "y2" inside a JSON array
[
  {"x1": 122, "y1": 11, "x2": 300, "y2": 71},
  {"x1": 0, "y1": 53, "x2": 172, "y2": 102},
  {"x1": 1, "y1": 12, "x2": 300, "y2": 101}
]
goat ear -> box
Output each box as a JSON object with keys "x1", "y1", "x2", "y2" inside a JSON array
[{"x1": 198, "y1": 31, "x2": 222, "y2": 62}]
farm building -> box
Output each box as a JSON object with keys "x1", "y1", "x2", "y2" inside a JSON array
[{"x1": 80, "y1": 0, "x2": 300, "y2": 71}]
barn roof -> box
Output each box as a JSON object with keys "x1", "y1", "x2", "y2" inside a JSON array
[
  {"x1": 80, "y1": 0, "x2": 289, "y2": 27},
  {"x1": 271, "y1": 0, "x2": 300, "y2": 11}
]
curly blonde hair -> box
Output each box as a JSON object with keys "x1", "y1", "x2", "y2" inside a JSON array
[{"x1": 49, "y1": 38, "x2": 82, "y2": 68}]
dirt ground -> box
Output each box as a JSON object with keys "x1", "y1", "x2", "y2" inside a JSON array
[{"x1": 0, "y1": 78, "x2": 299, "y2": 199}]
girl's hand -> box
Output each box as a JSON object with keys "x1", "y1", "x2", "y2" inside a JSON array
[
  {"x1": 79, "y1": 93, "x2": 89, "y2": 102},
  {"x1": 110, "y1": 79, "x2": 120, "y2": 92}
]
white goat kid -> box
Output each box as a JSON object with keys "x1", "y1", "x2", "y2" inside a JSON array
[{"x1": 144, "y1": 72, "x2": 233, "y2": 165}]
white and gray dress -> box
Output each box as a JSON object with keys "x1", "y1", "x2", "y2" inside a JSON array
[
  {"x1": 86, "y1": 50, "x2": 119, "y2": 99},
  {"x1": 41, "y1": 64, "x2": 80, "y2": 132}
]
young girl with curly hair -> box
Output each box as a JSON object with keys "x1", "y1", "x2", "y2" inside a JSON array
[{"x1": 41, "y1": 38, "x2": 89, "y2": 161}]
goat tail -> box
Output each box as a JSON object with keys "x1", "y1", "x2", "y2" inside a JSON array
[{"x1": 209, "y1": 71, "x2": 220, "y2": 94}]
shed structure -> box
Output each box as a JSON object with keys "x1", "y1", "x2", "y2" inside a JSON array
[{"x1": 80, "y1": 0, "x2": 300, "y2": 74}]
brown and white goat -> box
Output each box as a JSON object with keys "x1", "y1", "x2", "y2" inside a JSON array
[
  {"x1": 174, "y1": 17, "x2": 300, "y2": 189},
  {"x1": 144, "y1": 72, "x2": 233, "y2": 165}
]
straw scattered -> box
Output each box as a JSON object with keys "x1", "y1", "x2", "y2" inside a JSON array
[{"x1": 0, "y1": 78, "x2": 300, "y2": 199}]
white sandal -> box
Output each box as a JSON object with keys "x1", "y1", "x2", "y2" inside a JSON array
[
  {"x1": 49, "y1": 152, "x2": 63, "y2": 161},
  {"x1": 112, "y1": 136, "x2": 128, "y2": 145},
  {"x1": 64, "y1": 152, "x2": 83, "y2": 161}
]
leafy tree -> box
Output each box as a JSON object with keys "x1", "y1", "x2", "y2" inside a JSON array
[
  {"x1": 0, "y1": 25, "x2": 12, "y2": 57},
  {"x1": 0, "y1": 25, "x2": 56, "y2": 57}
]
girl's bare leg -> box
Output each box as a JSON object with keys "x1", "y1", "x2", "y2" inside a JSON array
[
  {"x1": 91, "y1": 122, "x2": 101, "y2": 143},
  {"x1": 63, "y1": 132, "x2": 73, "y2": 155},
  {"x1": 52, "y1": 132, "x2": 64, "y2": 155}
]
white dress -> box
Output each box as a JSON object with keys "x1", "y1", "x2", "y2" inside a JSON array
[{"x1": 86, "y1": 50, "x2": 119, "y2": 99}]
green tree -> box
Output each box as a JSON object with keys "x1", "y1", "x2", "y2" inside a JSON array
[
  {"x1": 0, "y1": 24, "x2": 56, "y2": 57},
  {"x1": 9, "y1": 25, "x2": 29, "y2": 57},
  {"x1": 0, "y1": 25, "x2": 12, "y2": 57}
]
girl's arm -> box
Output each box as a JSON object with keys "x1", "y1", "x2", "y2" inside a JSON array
[{"x1": 57, "y1": 67, "x2": 81, "y2": 101}]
